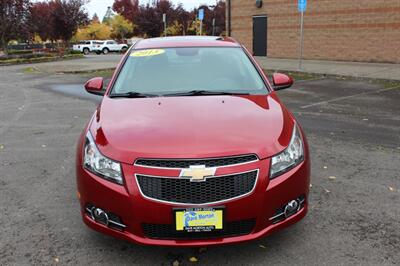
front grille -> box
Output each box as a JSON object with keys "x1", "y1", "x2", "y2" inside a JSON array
[
  {"x1": 136, "y1": 170, "x2": 258, "y2": 204},
  {"x1": 135, "y1": 154, "x2": 258, "y2": 168},
  {"x1": 142, "y1": 219, "x2": 256, "y2": 240}
]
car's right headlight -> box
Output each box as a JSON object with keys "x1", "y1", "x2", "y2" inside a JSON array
[
  {"x1": 270, "y1": 123, "x2": 304, "y2": 179},
  {"x1": 83, "y1": 131, "x2": 123, "y2": 185}
]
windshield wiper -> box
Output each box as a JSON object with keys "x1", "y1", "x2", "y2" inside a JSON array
[
  {"x1": 163, "y1": 90, "x2": 250, "y2": 97},
  {"x1": 109, "y1": 91, "x2": 159, "y2": 98}
]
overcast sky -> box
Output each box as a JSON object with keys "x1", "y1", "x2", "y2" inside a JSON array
[{"x1": 85, "y1": 0, "x2": 218, "y2": 20}]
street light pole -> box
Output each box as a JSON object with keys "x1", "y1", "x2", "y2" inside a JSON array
[
  {"x1": 212, "y1": 18, "x2": 216, "y2": 36},
  {"x1": 163, "y1": 13, "x2": 167, "y2": 37}
]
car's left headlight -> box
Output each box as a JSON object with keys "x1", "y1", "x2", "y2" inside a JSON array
[
  {"x1": 270, "y1": 123, "x2": 304, "y2": 179},
  {"x1": 83, "y1": 131, "x2": 123, "y2": 185}
]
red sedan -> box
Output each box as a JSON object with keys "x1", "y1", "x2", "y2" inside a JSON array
[{"x1": 76, "y1": 36, "x2": 310, "y2": 246}]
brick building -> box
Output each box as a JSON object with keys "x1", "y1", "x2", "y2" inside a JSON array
[{"x1": 226, "y1": 0, "x2": 400, "y2": 63}]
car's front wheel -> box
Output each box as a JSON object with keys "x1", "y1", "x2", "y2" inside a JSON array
[
  {"x1": 83, "y1": 48, "x2": 90, "y2": 55},
  {"x1": 102, "y1": 48, "x2": 109, "y2": 54},
  {"x1": 121, "y1": 47, "x2": 128, "y2": 53}
]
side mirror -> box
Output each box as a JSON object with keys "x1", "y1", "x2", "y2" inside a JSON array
[
  {"x1": 272, "y1": 73, "x2": 293, "y2": 91},
  {"x1": 84, "y1": 77, "x2": 104, "y2": 96}
]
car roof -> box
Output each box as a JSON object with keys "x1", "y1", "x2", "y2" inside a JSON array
[{"x1": 134, "y1": 36, "x2": 241, "y2": 49}]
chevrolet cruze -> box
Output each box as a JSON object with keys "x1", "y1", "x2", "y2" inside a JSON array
[{"x1": 76, "y1": 36, "x2": 310, "y2": 246}]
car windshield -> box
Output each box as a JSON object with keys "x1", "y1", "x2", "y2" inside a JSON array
[{"x1": 111, "y1": 47, "x2": 268, "y2": 96}]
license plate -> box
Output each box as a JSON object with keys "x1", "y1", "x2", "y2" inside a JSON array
[{"x1": 175, "y1": 208, "x2": 223, "y2": 232}]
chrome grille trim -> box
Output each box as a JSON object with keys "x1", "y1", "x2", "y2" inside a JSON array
[
  {"x1": 134, "y1": 154, "x2": 259, "y2": 169},
  {"x1": 135, "y1": 169, "x2": 259, "y2": 205}
]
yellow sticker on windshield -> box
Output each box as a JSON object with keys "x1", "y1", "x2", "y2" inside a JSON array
[{"x1": 131, "y1": 49, "x2": 165, "y2": 57}]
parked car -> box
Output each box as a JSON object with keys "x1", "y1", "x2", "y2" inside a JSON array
[
  {"x1": 72, "y1": 40, "x2": 104, "y2": 55},
  {"x1": 77, "y1": 36, "x2": 310, "y2": 246},
  {"x1": 94, "y1": 40, "x2": 128, "y2": 54}
]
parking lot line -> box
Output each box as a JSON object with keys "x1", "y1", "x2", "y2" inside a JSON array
[{"x1": 300, "y1": 85, "x2": 400, "y2": 109}]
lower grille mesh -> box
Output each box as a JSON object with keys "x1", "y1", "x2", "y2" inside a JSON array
[
  {"x1": 142, "y1": 219, "x2": 256, "y2": 240},
  {"x1": 136, "y1": 170, "x2": 258, "y2": 204}
]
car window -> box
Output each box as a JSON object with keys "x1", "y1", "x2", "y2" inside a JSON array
[
  {"x1": 112, "y1": 47, "x2": 267, "y2": 95},
  {"x1": 107, "y1": 41, "x2": 114, "y2": 44}
]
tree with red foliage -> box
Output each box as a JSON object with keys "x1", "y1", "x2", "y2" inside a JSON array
[
  {"x1": 134, "y1": 0, "x2": 177, "y2": 37},
  {"x1": 0, "y1": 0, "x2": 30, "y2": 51},
  {"x1": 198, "y1": 1, "x2": 226, "y2": 36},
  {"x1": 30, "y1": 1, "x2": 57, "y2": 42},
  {"x1": 175, "y1": 3, "x2": 195, "y2": 36},
  {"x1": 112, "y1": 0, "x2": 223, "y2": 37},
  {"x1": 51, "y1": 0, "x2": 89, "y2": 44},
  {"x1": 112, "y1": 0, "x2": 138, "y2": 23}
]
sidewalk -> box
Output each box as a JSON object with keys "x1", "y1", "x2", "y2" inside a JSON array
[{"x1": 255, "y1": 57, "x2": 400, "y2": 81}]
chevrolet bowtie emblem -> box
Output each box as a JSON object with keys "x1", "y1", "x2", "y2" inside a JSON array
[{"x1": 180, "y1": 165, "x2": 217, "y2": 182}]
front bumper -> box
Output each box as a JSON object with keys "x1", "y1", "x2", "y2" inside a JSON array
[{"x1": 76, "y1": 153, "x2": 310, "y2": 247}]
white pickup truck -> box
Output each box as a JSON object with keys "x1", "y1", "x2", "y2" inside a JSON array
[
  {"x1": 93, "y1": 40, "x2": 129, "y2": 54},
  {"x1": 72, "y1": 40, "x2": 104, "y2": 55}
]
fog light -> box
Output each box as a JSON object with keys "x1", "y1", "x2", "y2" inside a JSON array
[
  {"x1": 92, "y1": 207, "x2": 109, "y2": 225},
  {"x1": 284, "y1": 200, "x2": 299, "y2": 218}
]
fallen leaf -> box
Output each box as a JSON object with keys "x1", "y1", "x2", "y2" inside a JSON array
[
  {"x1": 328, "y1": 176, "x2": 336, "y2": 180},
  {"x1": 362, "y1": 118, "x2": 369, "y2": 121},
  {"x1": 388, "y1": 186, "x2": 395, "y2": 192},
  {"x1": 323, "y1": 166, "x2": 328, "y2": 169},
  {"x1": 41, "y1": 144, "x2": 46, "y2": 148},
  {"x1": 54, "y1": 257, "x2": 59, "y2": 263},
  {"x1": 258, "y1": 244, "x2": 266, "y2": 249},
  {"x1": 309, "y1": 184, "x2": 313, "y2": 188},
  {"x1": 189, "y1": 256, "x2": 198, "y2": 263},
  {"x1": 172, "y1": 260, "x2": 180, "y2": 266},
  {"x1": 324, "y1": 189, "x2": 330, "y2": 193},
  {"x1": 0, "y1": 144, "x2": 4, "y2": 150}
]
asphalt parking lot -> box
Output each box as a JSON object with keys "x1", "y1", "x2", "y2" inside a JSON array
[{"x1": 0, "y1": 58, "x2": 399, "y2": 265}]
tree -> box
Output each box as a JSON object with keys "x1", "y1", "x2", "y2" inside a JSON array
[
  {"x1": 174, "y1": 4, "x2": 195, "y2": 36},
  {"x1": 51, "y1": 0, "x2": 89, "y2": 44},
  {"x1": 112, "y1": 0, "x2": 138, "y2": 23},
  {"x1": 109, "y1": 15, "x2": 134, "y2": 40},
  {"x1": 210, "y1": 1, "x2": 226, "y2": 36},
  {"x1": 75, "y1": 22, "x2": 111, "y2": 41},
  {"x1": 0, "y1": 0, "x2": 30, "y2": 51},
  {"x1": 199, "y1": 1, "x2": 226, "y2": 36},
  {"x1": 92, "y1": 13, "x2": 100, "y2": 23},
  {"x1": 166, "y1": 21, "x2": 182, "y2": 36},
  {"x1": 134, "y1": 0, "x2": 176, "y2": 37},
  {"x1": 30, "y1": 1, "x2": 57, "y2": 42}
]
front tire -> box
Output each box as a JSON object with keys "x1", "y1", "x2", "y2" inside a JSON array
[
  {"x1": 102, "y1": 48, "x2": 109, "y2": 54},
  {"x1": 121, "y1": 47, "x2": 128, "y2": 53},
  {"x1": 83, "y1": 48, "x2": 90, "y2": 55}
]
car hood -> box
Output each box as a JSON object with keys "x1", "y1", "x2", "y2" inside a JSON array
[{"x1": 90, "y1": 94, "x2": 294, "y2": 164}]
